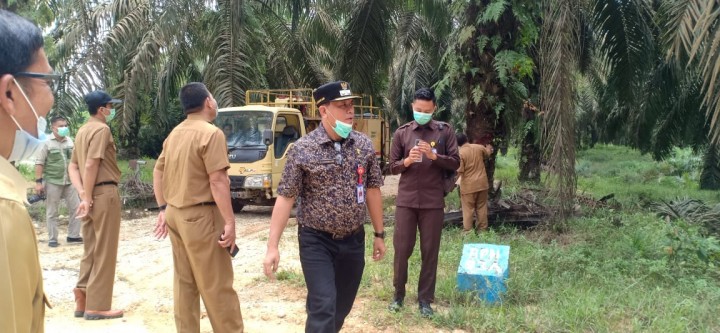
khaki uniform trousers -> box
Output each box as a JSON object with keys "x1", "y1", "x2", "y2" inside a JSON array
[
  {"x1": 45, "y1": 183, "x2": 81, "y2": 242},
  {"x1": 165, "y1": 204, "x2": 243, "y2": 333},
  {"x1": 460, "y1": 190, "x2": 489, "y2": 231},
  {"x1": 76, "y1": 184, "x2": 121, "y2": 310}
]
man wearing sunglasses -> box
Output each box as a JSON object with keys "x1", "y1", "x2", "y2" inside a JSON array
[
  {"x1": 263, "y1": 81, "x2": 386, "y2": 333},
  {"x1": 0, "y1": 9, "x2": 56, "y2": 333}
]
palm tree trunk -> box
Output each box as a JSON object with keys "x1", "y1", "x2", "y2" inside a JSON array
[
  {"x1": 700, "y1": 143, "x2": 720, "y2": 190},
  {"x1": 461, "y1": 0, "x2": 514, "y2": 197},
  {"x1": 519, "y1": 102, "x2": 541, "y2": 183}
]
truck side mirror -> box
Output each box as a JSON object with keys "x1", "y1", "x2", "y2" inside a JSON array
[{"x1": 263, "y1": 129, "x2": 273, "y2": 146}]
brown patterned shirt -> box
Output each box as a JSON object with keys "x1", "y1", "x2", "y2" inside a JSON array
[{"x1": 278, "y1": 125, "x2": 383, "y2": 236}]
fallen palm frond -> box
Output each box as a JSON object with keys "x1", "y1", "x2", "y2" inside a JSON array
[{"x1": 655, "y1": 197, "x2": 720, "y2": 236}]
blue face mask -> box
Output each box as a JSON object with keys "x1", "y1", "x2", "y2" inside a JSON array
[
  {"x1": 8, "y1": 79, "x2": 48, "y2": 162},
  {"x1": 326, "y1": 109, "x2": 353, "y2": 139},
  {"x1": 105, "y1": 108, "x2": 116, "y2": 122},
  {"x1": 413, "y1": 110, "x2": 432, "y2": 125},
  {"x1": 57, "y1": 126, "x2": 70, "y2": 137}
]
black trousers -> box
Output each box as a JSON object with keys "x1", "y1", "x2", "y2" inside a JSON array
[{"x1": 299, "y1": 227, "x2": 365, "y2": 333}]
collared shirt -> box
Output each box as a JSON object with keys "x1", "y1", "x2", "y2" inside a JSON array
[
  {"x1": 155, "y1": 114, "x2": 230, "y2": 209},
  {"x1": 0, "y1": 156, "x2": 45, "y2": 333},
  {"x1": 278, "y1": 125, "x2": 383, "y2": 236},
  {"x1": 71, "y1": 117, "x2": 121, "y2": 184},
  {"x1": 35, "y1": 136, "x2": 74, "y2": 185},
  {"x1": 389, "y1": 120, "x2": 460, "y2": 209},
  {"x1": 458, "y1": 143, "x2": 491, "y2": 194}
]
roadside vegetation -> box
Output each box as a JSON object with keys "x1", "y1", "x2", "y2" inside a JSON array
[{"x1": 282, "y1": 145, "x2": 719, "y2": 332}]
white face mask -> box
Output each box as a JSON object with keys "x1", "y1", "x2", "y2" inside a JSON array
[{"x1": 8, "y1": 79, "x2": 48, "y2": 162}]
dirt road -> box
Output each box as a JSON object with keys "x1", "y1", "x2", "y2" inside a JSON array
[{"x1": 37, "y1": 176, "x2": 413, "y2": 332}]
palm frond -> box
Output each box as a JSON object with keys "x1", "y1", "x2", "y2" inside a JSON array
[
  {"x1": 591, "y1": 0, "x2": 656, "y2": 136},
  {"x1": 655, "y1": 197, "x2": 720, "y2": 236},
  {"x1": 335, "y1": 0, "x2": 393, "y2": 95},
  {"x1": 664, "y1": 0, "x2": 720, "y2": 144},
  {"x1": 540, "y1": 0, "x2": 579, "y2": 219}
]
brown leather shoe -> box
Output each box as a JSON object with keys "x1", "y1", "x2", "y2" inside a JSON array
[
  {"x1": 84, "y1": 309, "x2": 124, "y2": 320},
  {"x1": 72, "y1": 288, "x2": 85, "y2": 318}
]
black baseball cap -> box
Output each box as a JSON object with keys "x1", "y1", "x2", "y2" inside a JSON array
[
  {"x1": 312, "y1": 81, "x2": 361, "y2": 106},
  {"x1": 84, "y1": 90, "x2": 122, "y2": 112}
]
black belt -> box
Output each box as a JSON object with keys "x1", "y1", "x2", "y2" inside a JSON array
[
  {"x1": 167, "y1": 201, "x2": 216, "y2": 210},
  {"x1": 95, "y1": 181, "x2": 118, "y2": 187},
  {"x1": 302, "y1": 225, "x2": 363, "y2": 240}
]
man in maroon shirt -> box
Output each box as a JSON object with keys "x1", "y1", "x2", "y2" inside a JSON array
[{"x1": 388, "y1": 88, "x2": 460, "y2": 317}]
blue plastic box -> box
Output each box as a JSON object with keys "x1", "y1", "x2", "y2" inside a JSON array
[{"x1": 457, "y1": 243, "x2": 510, "y2": 304}]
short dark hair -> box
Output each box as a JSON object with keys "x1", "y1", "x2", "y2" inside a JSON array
[
  {"x1": 456, "y1": 133, "x2": 468, "y2": 146},
  {"x1": 180, "y1": 82, "x2": 210, "y2": 114},
  {"x1": 51, "y1": 115, "x2": 66, "y2": 124},
  {"x1": 88, "y1": 103, "x2": 109, "y2": 115},
  {"x1": 413, "y1": 87, "x2": 436, "y2": 104},
  {"x1": 84, "y1": 90, "x2": 121, "y2": 115},
  {"x1": 0, "y1": 10, "x2": 44, "y2": 76}
]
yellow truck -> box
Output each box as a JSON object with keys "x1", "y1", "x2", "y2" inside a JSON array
[{"x1": 214, "y1": 89, "x2": 389, "y2": 211}]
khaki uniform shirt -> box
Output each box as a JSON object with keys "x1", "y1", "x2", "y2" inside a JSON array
[
  {"x1": 389, "y1": 120, "x2": 460, "y2": 209},
  {"x1": 155, "y1": 114, "x2": 229, "y2": 208},
  {"x1": 458, "y1": 143, "x2": 491, "y2": 194},
  {"x1": 35, "y1": 136, "x2": 74, "y2": 185},
  {"x1": 0, "y1": 157, "x2": 45, "y2": 333},
  {"x1": 278, "y1": 125, "x2": 383, "y2": 236},
  {"x1": 70, "y1": 117, "x2": 121, "y2": 184}
]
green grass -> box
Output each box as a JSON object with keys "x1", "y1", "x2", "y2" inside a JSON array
[
  {"x1": 15, "y1": 158, "x2": 157, "y2": 184},
  {"x1": 575, "y1": 145, "x2": 720, "y2": 205},
  {"x1": 117, "y1": 158, "x2": 156, "y2": 183},
  {"x1": 356, "y1": 144, "x2": 720, "y2": 332}
]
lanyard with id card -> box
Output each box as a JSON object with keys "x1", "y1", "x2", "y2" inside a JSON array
[{"x1": 356, "y1": 164, "x2": 365, "y2": 204}]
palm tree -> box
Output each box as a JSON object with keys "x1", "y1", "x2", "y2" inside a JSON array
[
  {"x1": 665, "y1": 0, "x2": 720, "y2": 146},
  {"x1": 579, "y1": 0, "x2": 716, "y2": 189},
  {"x1": 385, "y1": 1, "x2": 452, "y2": 127},
  {"x1": 438, "y1": 0, "x2": 541, "y2": 196}
]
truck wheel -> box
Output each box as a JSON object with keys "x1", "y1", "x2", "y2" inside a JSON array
[{"x1": 231, "y1": 199, "x2": 245, "y2": 212}]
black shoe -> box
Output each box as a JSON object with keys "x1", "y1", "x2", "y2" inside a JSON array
[
  {"x1": 388, "y1": 298, "x2": 404, "y2": 313},
  {"x1": 49, "y1": 241, "x2": 59, "y2": 248},
  {"x1": 66, "y1": 237, "x2": 83, "y2": 243},
  {"x1": 419, "y1": 302, "x2": 433, "y2": 318}
]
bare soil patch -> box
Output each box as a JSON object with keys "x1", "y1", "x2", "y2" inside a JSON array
[{"x1": 37, "y1": 176, "x2": 416, "y2": 332}]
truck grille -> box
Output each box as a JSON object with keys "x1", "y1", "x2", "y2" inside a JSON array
[{"x1": 229, "y1": 176, "x2": 246, "y2": 189}]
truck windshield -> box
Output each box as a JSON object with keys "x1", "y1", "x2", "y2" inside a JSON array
[{"x1": 216, "y1": 110, "x2": 273, "y2": 163}]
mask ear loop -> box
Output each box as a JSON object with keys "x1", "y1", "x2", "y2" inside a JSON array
[
  {"x1": 12, "y1": 78, "x2": 41, "y2": 120},
  {"x1": 10, "y1": 78, "x2": 45, "y2": 134}
]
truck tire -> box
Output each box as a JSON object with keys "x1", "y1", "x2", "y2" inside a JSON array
[{"x1": 231, "y1": 199, "x2": 244, "y2": 212}]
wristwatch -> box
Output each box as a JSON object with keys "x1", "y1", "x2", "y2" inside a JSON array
[
  {"x1": 35, "y1": 178, "x2": 43, "y2": 183},
  {"x1": 374, "y1": 231, "x2": 385, "y2": 239}
]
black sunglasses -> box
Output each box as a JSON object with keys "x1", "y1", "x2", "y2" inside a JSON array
[{"x1": 15, "y1": 72, "x2": 62, "y2": 93}]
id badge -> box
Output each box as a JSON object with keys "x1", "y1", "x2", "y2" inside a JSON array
[{"x1": 357, "y1": 184, "x2": 365, "y2": 204}]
